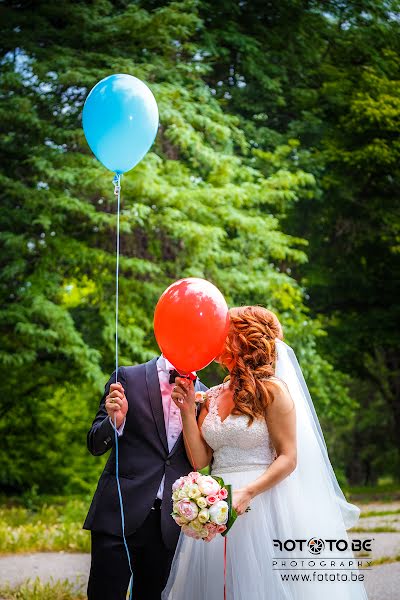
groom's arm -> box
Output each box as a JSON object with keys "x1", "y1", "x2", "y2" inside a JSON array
[{"x1": 87, "y1": 367, "x2": 127, "y2": 456}]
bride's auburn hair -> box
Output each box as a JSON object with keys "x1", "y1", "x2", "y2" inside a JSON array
[{"x1": 219, "y1": 306, "x2": 283, "y2": 425}]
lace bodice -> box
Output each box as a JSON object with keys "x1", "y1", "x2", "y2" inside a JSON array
[{"x1": 201, "y1": 383, "x2": 277, "y2": 474}]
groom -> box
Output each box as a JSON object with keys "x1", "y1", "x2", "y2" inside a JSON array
[{"x1": 83, "y1": 354, "x2": 207, "y2": 600}]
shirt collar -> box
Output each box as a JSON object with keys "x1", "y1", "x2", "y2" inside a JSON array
[{"x1": 158, "y1": 354, "x2": 197, "y2": 376}]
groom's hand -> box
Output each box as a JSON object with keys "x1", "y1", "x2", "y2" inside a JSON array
[{"x1": 105, "y1": 382, "x2": 128, "y2": 428}]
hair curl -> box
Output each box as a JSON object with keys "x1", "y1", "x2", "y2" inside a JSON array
[{"x1": 218, "y1": 306, "x2": 283, "y2": 425}]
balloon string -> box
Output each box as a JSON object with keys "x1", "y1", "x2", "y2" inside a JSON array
[
  {"x1": 224, "y1": 537, "x2": 227, "y2": 600},
  {"x1": 182, "y1": 415, "x2": 227, "y2": 600},
  {"x1": 114, "y1": 413, "x2": 134, "y2": 599},
  {"x1": 112, "y1": 173, "x2": 133, "y2": 599},
  {"x1": 114, "y1": 173, "x2": 121, "y2": 385}
]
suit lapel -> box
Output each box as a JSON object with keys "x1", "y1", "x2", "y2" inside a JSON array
[{"x1": 145, "y1": 357, "x2": 169, "y2": 454}]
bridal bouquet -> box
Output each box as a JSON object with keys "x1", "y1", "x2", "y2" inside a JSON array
[{"x1": 171, "y1": 472, "x2": 237, "y2": 542}]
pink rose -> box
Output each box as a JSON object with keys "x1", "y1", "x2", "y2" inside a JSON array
[
  {"x1": 172, "y1": 476, "x2": 187, "y2": 492},
  {"x1": 195, "y1": 391, "x2": 207, "y2": 404},
  {"x1": 188, "y1": 471, "x2": 200, "y2": 483},
  {"x1": 206, "y1": 495, "x2": 218, "y2": 505},
  {"x1": 205, "y1": 531, "x2": 218, "y2": 542},
  {"x1": 218, "y1": 487, "x2": 228, "y2": 500},
  {"x1": 176, "y1": 499, "x2": 198, "y2": 522},
  {"x1": 217, "y1": 524, "x2": 227, "y2": 533},
  {"x1": 182, "y1": 525, "x2": 202, "y2": 540},
  {"x1": 205, "y1": 522, "x2": 218, "y2": 533},
  {"x1": 198, "y1": 475, "x2": 221, "y2": 496}
]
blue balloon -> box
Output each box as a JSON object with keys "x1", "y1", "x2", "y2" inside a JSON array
[{"x1": 82, "y1": 74, "x2": 159, "y2": 174}]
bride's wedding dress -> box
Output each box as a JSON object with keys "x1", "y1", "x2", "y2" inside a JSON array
[{"x1": 162, "y1": 341, "x2": 369, "y2": 599}]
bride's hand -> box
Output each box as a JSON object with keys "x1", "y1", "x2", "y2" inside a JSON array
[
  {"x1": 232, "y1": 488, "x2": 252, "y2": 515},
  {"x1": 171, "y1": 378, "x2": 196, "y2": 415}
]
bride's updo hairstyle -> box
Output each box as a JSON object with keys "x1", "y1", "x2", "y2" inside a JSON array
[{"x1": 218, "y1": 306, "x2": 283, "y2": 425}]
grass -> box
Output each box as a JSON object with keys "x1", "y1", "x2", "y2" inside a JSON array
[
  {"x1": 351, "y1": 526, "x2": 398, "y2": 533},
  {"x1": 0, "y1": 481, "x2": 398, "y2": 555},
  {"x1": 370, "y1": 554, "x2": 400, "y2": 567},
  {"x1": 346, "y1": 482, "x2": 400, "y2": 504},
  {"x1": 0, "y1": 579, "x2": 85, "y2": 600},
  {"x1": 360, "y1": 509, "x2": 400, "y2": 518},
  {"x1": 0, "y1": 498, "x2": 90, "y2": 555}
]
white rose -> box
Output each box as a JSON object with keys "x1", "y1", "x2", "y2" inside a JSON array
[
  {"x1": 209, "y1": 500, "x2": 229, "y2": 525},
  {"x1": 172, "y1": 490, "x2": 180, "y2": 502},
  {"x1": 189, "y1": 518, "x2": 204, "y2": 533},
  {"x1": 196, "y1": 496, "x2": 208, "y2": 509},
  {"x1": 197, "y1": 508, "x2": 210, "y2": 524},
  {"x1": 172, "y1": 514, "x2": 189, "y2": 526},
  {"x1": 187, "y1": 484, "x2": 201, "y2": 499}
]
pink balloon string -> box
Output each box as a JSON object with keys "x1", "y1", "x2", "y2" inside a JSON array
[{"x1": 183, "y1": 432, "x2": 228, "y2": 600}]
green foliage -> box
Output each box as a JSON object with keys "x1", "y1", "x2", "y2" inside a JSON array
[
  {"x1": 0, "y1": 579, "x2": 85, "y2": 600},
  {"x1": 1, "y1": 0, "x2": 396, "y2": 494},
  {"x1": 189, "y1": 0, "x2": 400, "y2": 484},
  {"x1": 0, "y1": 497, "x2": 90, "y2": 553},
  {"x1": 1, "y1": 383, "x2": 107, "y2": 494}
]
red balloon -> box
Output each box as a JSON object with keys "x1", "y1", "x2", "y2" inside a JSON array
[{"x1": 154, "y1": 278, "x2": 230, "y2": 373}]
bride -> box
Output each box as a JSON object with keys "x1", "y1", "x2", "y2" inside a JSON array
[{"x1": 162, "y1": 306, "x2": 368, "y2": 599}]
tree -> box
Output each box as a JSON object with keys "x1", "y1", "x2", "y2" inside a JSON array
[
  {"x1": 0, "y1": 1, "x2": 352, "y2": 493},
  {"x1": 156, "y1": 0, "x2": 400, "y2": 482}
]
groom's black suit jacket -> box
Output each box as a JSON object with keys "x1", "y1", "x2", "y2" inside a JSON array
[{"x1": 83, "y1": 357, "x2": 207, "y2": 550}]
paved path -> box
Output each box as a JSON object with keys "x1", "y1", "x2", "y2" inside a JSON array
[
  {"x1": 356, "y1": 502, "x2": 400, "y2": 532},
  {"x1": 0, "y1": 552, "x2": 90, "y2": 594},
  {"x1": 349, "y1": 532, "x2": 400, "y2": 561},
  {"x1": 359, "y1": 501, "x2": 400, "y2": 513},
  {"x1": 0, "y1": 549, "x2": 399, "y2": 599},
  {"x1": 363, "y1": 562, "x2": 400, "y2": 600}
]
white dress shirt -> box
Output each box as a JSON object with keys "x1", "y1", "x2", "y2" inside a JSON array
[{"x1": 110, "y1": 355, "x2": 194, "y2": 500}]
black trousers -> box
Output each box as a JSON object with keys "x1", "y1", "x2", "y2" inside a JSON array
[{"x1": 87, "y1": 505, "x2": 175, "y2": 600}]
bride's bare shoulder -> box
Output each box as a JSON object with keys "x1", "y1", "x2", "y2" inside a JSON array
[
  {"x1": 267, "y1": 377, "x2": 295, "y2": 416},
  {"x1": 268, "y1": 376, "x2": 288, "y2": 390}
]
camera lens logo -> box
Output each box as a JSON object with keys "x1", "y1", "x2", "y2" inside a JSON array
[{"x1": 307, "y1": 538, "x2": 325, "y2": 555}]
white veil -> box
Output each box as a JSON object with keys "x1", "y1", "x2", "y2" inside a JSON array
[
  {"x1": 266, "y1": 340, "x2": 369, "y2": 598},
  {"x1": 275, "y1": 339, "x2": 360, "y2": 529}
]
